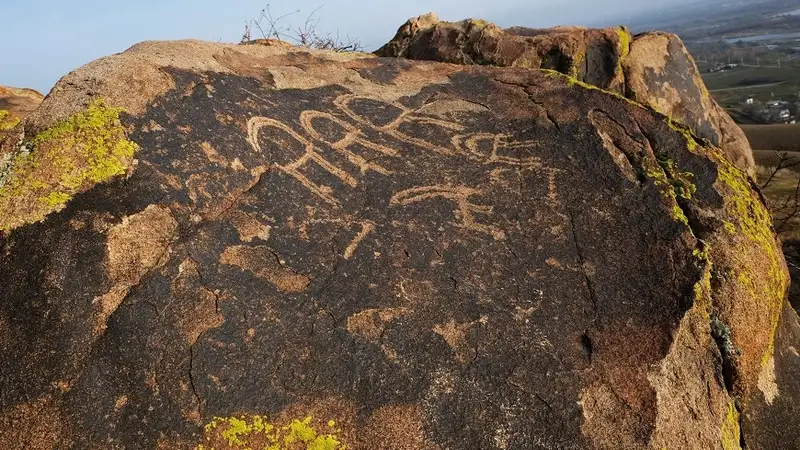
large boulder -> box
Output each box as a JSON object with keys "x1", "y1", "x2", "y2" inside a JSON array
[
  {"x1": 0, "y1": 39, "x2": 794, "y2": 449},
  {"x1": 376, "y1": 13, "x2": 756, "y2": 178},
  {"x1": 0, "y1": 85, "x2": 44, "y2": 143}
]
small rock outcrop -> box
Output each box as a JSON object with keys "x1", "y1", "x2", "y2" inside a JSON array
[
  {"x1": 0, "y1": 37, "x2": 794, "y2": 449},
  {"x1": 0, "y1": 85, "x2": 44, "y2": 142},
  {"x1": 377, "y1": 13, "x2": 755, "y2": 177}
]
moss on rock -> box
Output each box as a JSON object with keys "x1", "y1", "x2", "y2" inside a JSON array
[
  {"x1": 0, "y1": 98, "x2": 137, "y2": 232},
  {"x1": 197, "y1": 415, "x2": 344, "y2": 450},
  {"x1": 0, "y1": 109, "x2": 20, "y2": 132},
  {"x1": 615, "y1": 27, "x2": 631, "y2": 79},
  {"x1": 540, "y1": 68, "x2": 642, "y2": 107},
  {"x1": 716, "y1": 155, "x2": 787, "y2": 370},
  {"x1": 720, "y1": 401, "x2": 742, "y2": 450}
]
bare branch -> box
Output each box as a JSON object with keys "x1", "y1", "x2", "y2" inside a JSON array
[{"x1": 241, "y1": 4, "x2": 363, "y2": 52}]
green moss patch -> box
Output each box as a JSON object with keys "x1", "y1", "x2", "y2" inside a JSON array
[
  {"x1": 720, "y1": 401, "x2": 742, "y2": 450},
  {"x1": 197, "y1": 415, "x2": 344, "y2": 450},
  {"x1": 615, "y1": 27, "x2": 631, "y2": 79},
  {"x1": 666, "y1": 116, "x2": 700, "y2": 152},
  {"x1": 0, "y1": 98, "x2": 137, "y2": 232},
  {"x1": 716, "y1": 155, "x2": 787, "y2": 369},
  {"x1": 540, "y1": 69, "x2": 643, "y2": 108},
  {"x1": 0, "y1": 109, "x2": 20, "y2": 132}
]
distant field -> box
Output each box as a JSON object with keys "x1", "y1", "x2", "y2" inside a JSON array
[
  {"x1": 741, "y1": 123, "x2": 800, "y2": 151},
  {"x1": 702, "y1": 66, "x2": 800, "y2": 108}
]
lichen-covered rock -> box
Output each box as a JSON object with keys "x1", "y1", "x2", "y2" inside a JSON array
[
  {"x1": 376, "y1": 14, "x2": 756, "y2": 178},
  {"x1": 0, "y1": 85, "x2": 44, "y2": 143},
  {"x1": 0, "y1": 98, "x2": 137, "y2": 231},
  {"x1": 0, "y1": 39, "x2": 794, "y2": 449},
  {"x1": 742, "y1": 300, "x2": 800, "y2": 450}
]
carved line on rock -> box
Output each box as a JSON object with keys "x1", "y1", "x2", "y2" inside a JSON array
[
  {"x1": 247, "y1": 93, "x2": 549, "y2": 239},
  {"x1": 390, "y1": 185, "x2": 506, "y2": 241}
]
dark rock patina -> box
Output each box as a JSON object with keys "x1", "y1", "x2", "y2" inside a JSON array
[{"x1": 0, "y1": 39, "x2": 793, "y2": 449}]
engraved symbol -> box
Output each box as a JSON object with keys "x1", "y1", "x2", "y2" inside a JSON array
[
  {"x1": 344, "y1": 221, "x2": 375, "y2": 259},
  {"x1": 334, "y1": 94, "x2": 466, "y2": 156},
  {"x1": 390, "y1": 186, "x2": 506, "y2": 240},
  {"x1": 247, "y1": 93, "x2": 553, "y2": 244},
  {"x1": 247, "y1": 116, "x2": 357, "y2": 206},
  {"x1": 452, "y1": 133, "x2": 543, "y2": 167},
  {"x1": 300, "y1": 110, "x2": 397, "y2": 175}
]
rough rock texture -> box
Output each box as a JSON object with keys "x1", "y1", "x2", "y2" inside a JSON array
[
  {"x1": 0, "y1": 85, "x2": 44, "y2": 142},
  {"x1": 782, "y1": 240, "x2": 800, "y2": 311},
  {"x1": 376, "y1": 13, "x2": 756, "y2": 178},
  {"x1": 0, "y1": 39, "x2": 794, "y2": 449},
  {"x1": 742, "y1": 300, "x2": 800, "y2": 449}
]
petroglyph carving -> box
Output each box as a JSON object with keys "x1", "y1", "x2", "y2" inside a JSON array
[
  {"x1": 344, "y1": 221, "x2": 375, "y2": 259},
  {"x1": 247, "y1": 116, "x2": 356, "y2": 205},
  {"x1": 300, "y1": 110, "x2": 397, "y2": 175},
  {"x1": 546, "y1": 168, "x2": 561, "y2": 207},
  {"x1": 452, "y1": 133, "x2": 542, "y2": 167},
  {"x1": 334, "y1": 94, "x2": 465, "y2": 156},
  {"x1": 390, "y1": 186, "x2": 506, "y2": 240},
  {"x1": 248, "y1": 94, "x2": 549, "y2": 204},
  {"x1": 247, "y1": 93, "x2": 552, "y2": 239}
]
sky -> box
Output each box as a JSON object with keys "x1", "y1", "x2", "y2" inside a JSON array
[{"x1": 1, "y1": 0, "x2": 694, "y2": 93}]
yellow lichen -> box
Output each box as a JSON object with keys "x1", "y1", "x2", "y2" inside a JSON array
[
  {"x1": 0, "y1": 109, "x2": 20, "y2": 132},
  {"x1": 615, "y1": 27, "x2": 631, "y2": 78},
  {"x1": 570, "y1": 50, "x2": 585, "y2": 79},
  {"x1": 672, "y1": 205, "x2": 689, "y2": 225},
  {"x1": 466, "y1": 18, "x2": 489, "y2": 29},
  {"x1": 720, "y1": 401, "x2": 742, "y2": 450},
  {"x1": 540, "y1": 69, "x2": 643, "y2": 108},
  {"x1": 656, "y1": 155, "x2": 696, "y2": 200},
  {"x1": 0, "y1": 98, "x2": 137, "y2": 231},
  {"x1": 197, "y1": 415, "x2": 344, "y2": 450},
  {"x1": 41, "y1": 191, "x2": 72, "y2": 207},
  {"x1": 692, "y1": 247, "x2": 713, "y2": 321},
  {"x1": 642, "y1": 155, "x2": 694, "y2": 226},
  {"x1": 666, "y1": 116, "x2": 699, "y2": 152},
  {"x1": 716, "y1": 155, "x2": 786, "y2": 368}
]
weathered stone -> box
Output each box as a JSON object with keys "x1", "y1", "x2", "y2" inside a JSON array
[
  {"x1": 0, "y1": 85, "x2": 43, "y2": 143},
  {"x1": 783, "y1": 240, "x2": 800, "y2": 311},
  {"x1": 377, "y1": 14, "x2": 756, "y2": 178},
  {"x1": 0, "y1": 39, "x2": 793, "y2": 449},
  {"x1": 742, "y1": 299, "x2": 800, "y2": 450}
]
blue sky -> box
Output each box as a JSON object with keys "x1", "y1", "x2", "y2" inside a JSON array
[{"x1": 1, "y1": 0, "x2": 685, "y2": 93}]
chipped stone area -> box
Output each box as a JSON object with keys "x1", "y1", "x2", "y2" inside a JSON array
[
  {"x1": 757, "y1": 354, "x2": 779, "y2": 405},
  {"x1": 220, "y1": 245, "x2": 311, "y2": 292},
  {"x1": 170, "y1": 259, "x2": 225, "y2": 345},
  {"x1": 94, "y1": 204, "x2": 177, "y2": 334}
]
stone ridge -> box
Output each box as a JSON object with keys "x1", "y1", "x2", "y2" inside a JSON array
[
  {"x1": 376, "y1": 13, "x2": 756, "y2": 177},
  {"x1": 0, "y1": 38, "x2": 793, "y2": 450},
  {"x1": 0, "y1": 85, "x2": 44, "y2": 144}
]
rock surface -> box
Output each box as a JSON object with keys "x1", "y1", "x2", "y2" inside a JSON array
[
  {"x1": 0, "y1": 39, "x2": 794, "y2": 449},
  {"x1": 376, "y1": 13, "x2": 756, "y2": 178},
  {"x1": 0, "y1": 85, "x2": 44, "y2": 142}
]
